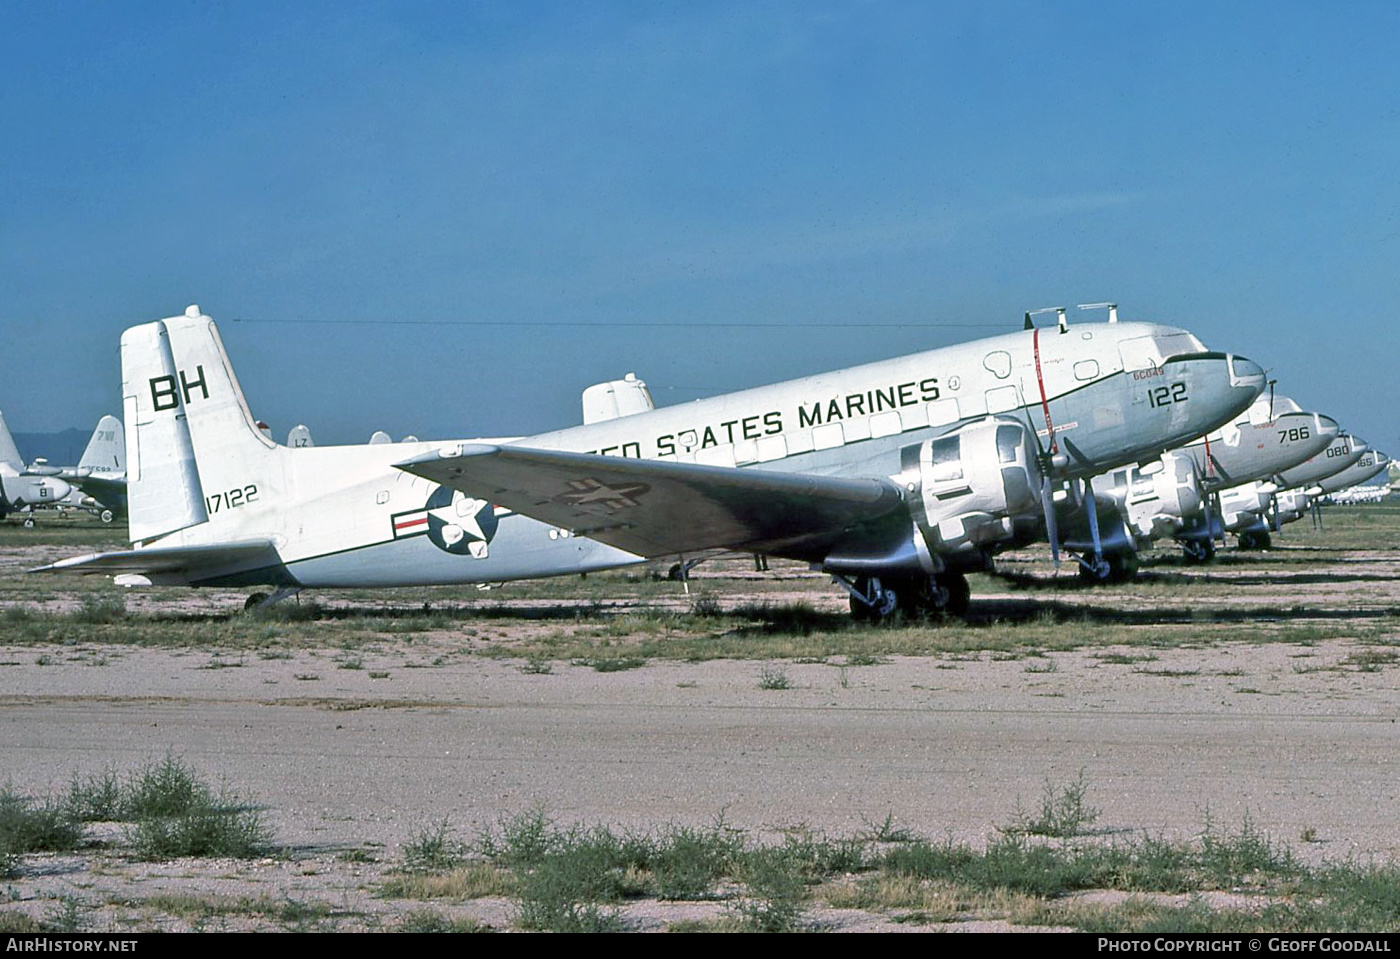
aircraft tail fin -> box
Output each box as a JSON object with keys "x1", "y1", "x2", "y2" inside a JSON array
[
  {"x1": 77, "y1": 415, "x2": 125, "y2": 475},
  {"x1": 0, "y1": 410, "x2": 23, "y2": 472},
  {"x1": 286, "y1": 424, "x2": 314, "y2": 448},
  {"x1": 122, "y1": 318, "x2": 208, "y2": 542},
  {"x1": 122, "y1": 305, "x2": 284, "y2": 544}
]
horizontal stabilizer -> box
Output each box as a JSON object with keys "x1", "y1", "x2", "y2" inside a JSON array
[
  {"x1": 32, "y1": 539, "x2": 281, "y2": 578},
  {"x1": 397, "y1": 444, "x2": 906, "y2": 559}
]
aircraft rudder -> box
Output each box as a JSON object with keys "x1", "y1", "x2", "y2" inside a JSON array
[
  {"x1": 0, "y1": 410, "x2": 23, "y2": 472},
  {"x1": 160, "y1": 307, "x2": 288, "y2": 521}
]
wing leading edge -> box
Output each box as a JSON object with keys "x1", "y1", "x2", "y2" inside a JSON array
[{"x1": 396, "y1": 444, "x2": 908, "y2": 561}]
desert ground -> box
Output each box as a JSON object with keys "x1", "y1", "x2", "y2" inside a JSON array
[{"x1": 1, "y1": 503, "x2": 1397, "y2": 932}]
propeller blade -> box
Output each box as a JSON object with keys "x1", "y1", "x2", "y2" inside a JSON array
[{"x1": 1084, "y1": 479, "x2": 1103, "y2": 560}]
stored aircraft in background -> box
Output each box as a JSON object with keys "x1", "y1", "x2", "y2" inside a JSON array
[
  {"x1": 1053, "y1": 392, "x2": 1340, "y2": 577},
  {"x1": 1250, "y1": 442, "x2": 1391, "y2": 536},
  {"x1": 40, "y1": 304, "x2": 1265, "y2": 618},
  {"x1": 55, "y1": 414, "x2": 128, "y2": 522},
  {"x1": 0, "y1": 412, "x2": 127, "y2": 525},
  {"x1": 1274, "y1": 434, "x2": 1368, "y2": 491},
  {"x1": 0, "y1": 410, "x2": 73, "y2": 524},
  {"x1": 1315, "y1": 448, "x2": 1391, "y2": 496}
]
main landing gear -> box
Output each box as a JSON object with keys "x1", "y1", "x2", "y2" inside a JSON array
[
  {"x1": 841, "y1": 572, "x2": 971, "y2": 622},
  {"x1": 243, "y1": 587, "x2": 302, "y2": 611},
  {"x1": 1236, "y1": 530, "x2": 1272, "y2": 551},
  {"x1": 1181, "y1": 539, "x2": 1216, "y2": 564},
  {"x1": 1076, "y1": 548, "x2": 1139, "y2": 585}
]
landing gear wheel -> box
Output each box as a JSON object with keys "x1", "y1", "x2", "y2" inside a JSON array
[
  {"x1": 1181, "y1": 539, "x2": 1216, "y2": 564},
  {"x1": 23, "y1": 517, "x2": 34, "y2": 529},
  {"x1": 1081, "y1": 550, "x2": 1139, "y2": 584},
  {"x1": 849, "y1": 577, "x2": 899, "y2": 622},
  {"x1": 1077, "y1": 556, "x2": 1112, "y2": 585},
  {"x1": 100, "y1": 510, "x2": 114, "y2": 524},
  {"x1": 244, "y1": 592, "x2": 270, "y2": 611},
  {"x1": 925, "y1": 572, "x2": 971, "y2": 617},
  {"x1": 890, "y1": 572, "x2": 971, "y2": 617},
  {"x1": 1109, "y1": 550, "x2": 1140, "y2": 583},
  {"x1": 1237, "y1": 530, "x2": 1271, "y2": 551}
]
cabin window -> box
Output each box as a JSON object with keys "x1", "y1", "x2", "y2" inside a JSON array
[
  {"x1": 696, "y1": 445, "x2": 736, "y2": 467},
  {"x1": 812, "y1": 423, "x2": 845, "y2": 450},
  {"x1": 756, "y1": 435, "x2": 787, "y2": 462},
  {"x1": 926, "y1": 398, "x2": 960, "y2": 427},
  {"x1": 869, "y1": 411, "x2": 903, "y2": 438},
  {"x1": 842, "y1": 417, "x2": 871, "y2": 443},
  {"x1": 786, "y1": 431, "x2": 815, "y2": 456}
]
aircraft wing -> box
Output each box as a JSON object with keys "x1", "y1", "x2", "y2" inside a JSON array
[
  {"x1": 397, "y1": 444, "x2": 907, "y2": 560},
  {"x1": 32, "y1": 539, "x2": 281, "y2": 578}
]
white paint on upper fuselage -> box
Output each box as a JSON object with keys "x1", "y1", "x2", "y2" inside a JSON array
[{"x1": 508, "y1": 321, "x2": 1207, "y2": 472}]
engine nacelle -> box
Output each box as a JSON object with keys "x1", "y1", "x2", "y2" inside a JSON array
[
  {"x1": 1218, "y1": 482, "x2": 1274, "y2": 533},
  {"x1": 900, "y1": 418, "x2": 1043, "y2": 555},
  {"x1": 1272, "y1": 489, "x2": 1310, "y2": 526},
  {"x1": 1, "y1": 474, "x2": 72, "y2": 508},
  {"x1": 1091, "y1": 451, "x2": 1203, "y2": 542}
]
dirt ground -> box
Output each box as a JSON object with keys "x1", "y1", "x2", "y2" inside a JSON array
[{"x1": 2, "y1": 524, "x2": 1399, "y2": 931}]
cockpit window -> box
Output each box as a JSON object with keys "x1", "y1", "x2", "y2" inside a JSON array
[
  {"x1": 1153, "y1": 332, "x2": 1207, "y2": 362},
  {"x1": 1118, "y1": 332, "x2": 1207, "y2": 371}
]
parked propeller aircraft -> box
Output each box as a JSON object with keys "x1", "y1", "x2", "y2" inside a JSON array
[
  {"x1": 1205, "y1": 433, "x2": 1371, "y2": 546},
  {"x1": 0, "y1": 411, "x2": 73, "y2": 523},
  {"x1": 1275, "y1": 434, "x2": 1368, "y2": 490},
  {"x1": 55, "y1": 414, "x2": 128, "y2": 521},
  {"x1": 39, "y1": 305, "x2": 1265, "y2": 618},
  {"x1": 0, "y1": 411, "x2": 129, "y2": 524},
  {"x1": 38, "y1": 307, "x2": 645, "y2": 598},
  {"x1": 398, "y1": 305, "x2": 1266, "y2": 617},
  {"x1": 1315, "y1": 447, "x2": 1390, "y2": 496},
  {"x1": 1051, "y1": 393, "x2": 1339, "y2": 578},
  {"x1": 1323, "y1": 483, "x2": 1391, "y2": 505},
  {"x1": 1219, "y1": 439, "x2": 1389, "y2": 544}
]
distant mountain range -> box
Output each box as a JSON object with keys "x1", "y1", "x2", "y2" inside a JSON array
[{"x1": 12, "y1": 430, "x2": 91, "y2": 467}]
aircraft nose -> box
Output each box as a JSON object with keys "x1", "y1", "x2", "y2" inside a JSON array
[
  {"x1": 1227, "y1": 355, "x2": 1266, "y2": 393},
  {"x1": 1313, "y1": 414, "x2": 1340, "y2": 440}
]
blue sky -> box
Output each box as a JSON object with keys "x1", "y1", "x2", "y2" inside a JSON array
[{"x1": 3, "y1": 1, "x2": 1397, "y2": 452}]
